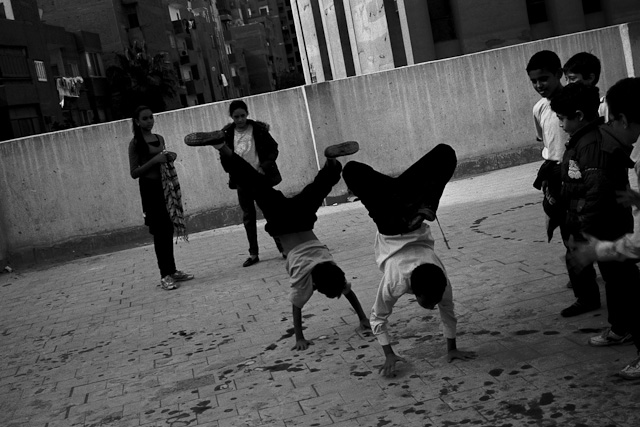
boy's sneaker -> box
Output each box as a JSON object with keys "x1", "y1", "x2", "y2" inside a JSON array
[
  {"x1": 171, "y1": 270, "x2": 194, "y2": 282},
  {"x1": 325, "y1": 141, "x2": 359, "y2": 158},
  {"x1": 588, "y1": 328, "x2": 632, "y2": 347},
  {"x1": 159, "y1": 275, "x2": 178, "y2": 290},
  {"x1": 184, "y1": 131, "x2": 225, "y2": 147},
  {"x1": 619, "y1": 355, "x2": 640, "y2": 380}
]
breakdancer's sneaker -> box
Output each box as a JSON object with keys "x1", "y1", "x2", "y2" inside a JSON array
[
  {"x1": 325, "y1": 141, "x2": 359, "y2": 158},
  {"x1": 184, "y1": 130, "x2": 225, "y2": 147}
]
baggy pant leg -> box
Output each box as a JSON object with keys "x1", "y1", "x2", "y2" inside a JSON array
[{"x1": 343, "y1": 144, "x2": 457, "y2": 235}]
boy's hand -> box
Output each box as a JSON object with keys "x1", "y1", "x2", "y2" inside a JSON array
[
  {"x1": 379, "y1": 353, "x2": 404, "y2": 377},
  {"x1": 292, "y1": 339, "x2": 313, "y2": 351},
  {"x1": 447, "y1": 349, "x2": 477, "y2": 363},
  {"x1": 566, "y1": 234, "x2": 598, "y2": 271},
  {"x1": 359, "y1": 319, "x2": 372, "y2": 331}
]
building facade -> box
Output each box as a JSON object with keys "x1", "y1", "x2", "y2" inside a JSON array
[
  {"x1": 291, "y1": 0, "x2": 640, "y2": 84},
  {"x1": 37, "y1": 0, "x2": 241, "y2": 110},
  {"x1": 0, "y1": 0, "x2": 109, "y2": 141},
  {"x1": 217, "y1": 0, "x2": 298, "y2": 94}
]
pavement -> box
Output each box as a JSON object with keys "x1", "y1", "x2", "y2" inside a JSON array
[{"x1": 1, "y1": 161, "x2": 639, "y2": 427}]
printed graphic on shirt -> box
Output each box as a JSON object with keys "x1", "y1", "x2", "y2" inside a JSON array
[{"x1": 568, "y1": 159, "x2": 582, "y2": 179}]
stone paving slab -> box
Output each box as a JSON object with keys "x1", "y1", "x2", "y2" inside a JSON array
[{"x1": 1, "y1": 161, "x2": 639, "y2": 427}]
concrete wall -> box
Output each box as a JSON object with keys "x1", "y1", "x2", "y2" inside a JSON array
[{"x1": 1, "y1": 23, "x2": 638, "y2": 266}]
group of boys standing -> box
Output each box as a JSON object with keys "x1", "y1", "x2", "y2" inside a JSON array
[
  {"x1": 528, "y1": 49, "x2": 640, "y2": 379},
  {"x1": 180, "y1": 51, "x2": 640, "y2": 380}
]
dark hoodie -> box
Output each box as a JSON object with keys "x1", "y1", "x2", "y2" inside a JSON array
[
  {"x1": 219, "y1": 119, "x2": 282, "y2": 189},
  {"x1": 560, "y1": 118, "x2": 634, "y2": 241}
]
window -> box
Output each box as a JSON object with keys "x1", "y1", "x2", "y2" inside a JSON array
[
  {"x1": 0, "y1": 46, "x2": 30, "y2": 78},
  {"x1": 259, "y1": 6, "x2": 269, "y2": 16},
  {"x1": 85, "y1": 52, "x2": 105, "y2": 77},
  {"x1": 128, "y1": 13, "x2": 140, "y2": 29},
  {"x1": 10, "y1": 106, "x2": 40, "y2": 138},
  {"x1": 526, "y1": 0, "x2": 548, "y2": 24},
  {"x1": 191, "y1": 64, "x2": 200, "y2": 80},
  {"x1": 427, "y1": 0, "x2": 456, "y2": 42},
  {"x1": 64, "y1": 62, "x2": 79, "y2": 77},
  {"x1": 0, "y1": 0, "x2": 15, "y2": 20},
  {"x1": 169, "y1": 34, "x2": 176, "y2": 49},
  {"x1": 582, "y1": 0, "x2": 601, "y2": 14},
  {"x1": 34, "y1": 60, "x2": 47, "y2": 81}
]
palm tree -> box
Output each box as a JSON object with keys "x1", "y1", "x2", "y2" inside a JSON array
[{"x1": 107, "y1": 41, "x2": 178, "y2": 118}]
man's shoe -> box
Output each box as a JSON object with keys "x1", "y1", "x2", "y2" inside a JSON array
[
  {"x1": 159, "y1": 275, "x2": 178, "y2": 290},
  {"x1": 184, "y1": 131, "x2": 225, "y2": 147},
  {"x1": 171, "y1": 270, "x2": 194, "y2": 282},
  {"x1": 588, "y1": 328, "x2": 633, "y2": 347},
  {"x1": 619, "y1": 355, "x2": 640, "y2": 380},
  {"x1": 324, "y1": 141, "x2": 359, "y2": 158},
  {"x1": 243, "y1": 256, "x2": 259, "y2": 267},
  {"x1": 560, "y1": 301, "x2": 600, "y2": 317}
]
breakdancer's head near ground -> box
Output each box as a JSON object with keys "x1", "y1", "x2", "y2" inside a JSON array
[
  {"x1": 185, "y1": 134, "x2": 370, "y2": 350},
  {"x1": 342, "y1": 144, "x2": 476, "y2": 377}
]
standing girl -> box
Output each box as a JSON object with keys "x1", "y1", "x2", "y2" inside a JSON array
[
  {"x1": 219, "y1": 100, "x2": 284, "y2": 267},
  {"x1": 128, "y1": 106, "x2": 193, "y2": 290}
]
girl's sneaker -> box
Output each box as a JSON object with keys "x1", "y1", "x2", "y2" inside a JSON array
[
  {"x1": 619, "y1": 355, "x2": 640, "y2": 380},
  {"x1": 588, "y1": 328, "x2": 632, "y2": 347},
  {"x1": 159, "y1": 275, "x2": 178, "y2": 290},
  {"x1": 171, "y1": 270, "x2": 194, "y2": 282}
]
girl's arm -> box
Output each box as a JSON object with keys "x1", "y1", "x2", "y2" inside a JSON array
[{"x1": 128, "y1": 139, "x2": 167, "y2": 179}]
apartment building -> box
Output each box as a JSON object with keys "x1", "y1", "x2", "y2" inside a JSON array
[
  {"x1": 0, "y1": 0, "x2": 108, "y2": 141},
  {"x1": 37, "y1": 0, "x2": 241, "y2": 109},
  {"x1": 291, "y1": 0, "x2": 640, "y2": 83}
]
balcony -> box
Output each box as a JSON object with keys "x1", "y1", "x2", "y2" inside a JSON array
[
  {"x1": 172, "y1": 20, "x2": 192, "y2": 36},
  {"x1": 172, "y1": 20, "x2": 184, "y2": 35},
  {"x1": 179, "y1": 51, "x2": 191, "y2": 65}
]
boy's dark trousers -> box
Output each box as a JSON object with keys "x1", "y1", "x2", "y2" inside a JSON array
[
  {"x1": 565, "y1": 223, "x2": 638, "y2": 339},
  {"x1": 236, "y1": 186, "x2": 284, "y2": 255},
  {"x1": 342, "y1": 144, "x2": 457, "y2": 236},
  {"x1": 223, "y1": 153, "x2": 341, "y2": 236}
]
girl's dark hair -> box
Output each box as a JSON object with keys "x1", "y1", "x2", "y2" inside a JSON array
[
  {"x1": 550, "y1": 83, "x2": 600, "y2": 121},
  {"x1": 606, "y1": 77, "x2": 640, "y2": 124},
  {"x1": 229, "y1": 99, "x2": 248, "y2": 116},
  {"x1": 132, "y1": 105, "x2": 152, "y2": 158}
]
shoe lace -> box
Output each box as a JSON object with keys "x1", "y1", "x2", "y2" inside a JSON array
[{"x1": 435, "y1": 215, "x2": 451, "y2": 250}]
